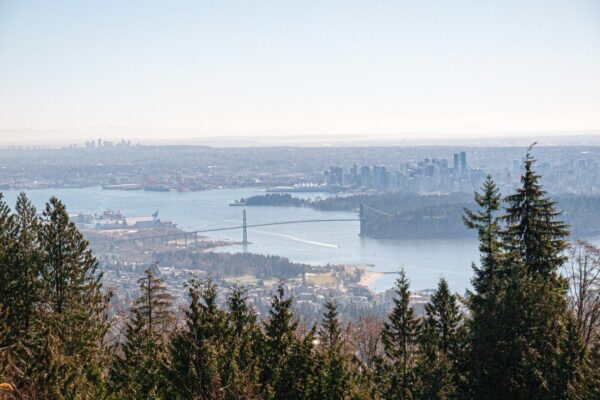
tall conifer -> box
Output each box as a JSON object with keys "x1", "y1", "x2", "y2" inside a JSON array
[
  {"x1": 110, "y1": 267, "x2": 174, "y2": 399},
  {"x1": 167, "y1": 279, "x2": 229, "y2": 399},
  {"x1": 462, "y1": 176, "x2": 504, "y2": 397},
  {"x1": 415, "y1": 278, "x2": 462, "y2": 400},
  {"x1": 260, "y1": 284, "x2": 299, "y2": 399},
  {"x1": 315, "y1": 299, "x2": 350, "y2": 400},
  {"x1": 27, "y1": 197, "x2": 110, "y2": 398},
  {"x1": 378, "y1": 270, "x2": 418, "y2": 400},
  {"x1": 223, "y1": 285, "x2": 262, "y2": 398}
]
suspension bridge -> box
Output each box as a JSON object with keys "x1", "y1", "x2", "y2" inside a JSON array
[
  {"x1": 113, "y1": 204, "x2": 393, "y2": 246},
  {"x1": 116, "y1": 209, "x2": 362, "y2": 246}
]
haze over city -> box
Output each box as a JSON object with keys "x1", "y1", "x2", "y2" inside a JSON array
[{"x1": 1, "y1": 0, "x2": 599, "y2": 145}]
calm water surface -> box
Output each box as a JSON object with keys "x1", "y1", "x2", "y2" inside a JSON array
[{"x1": 3, "y1": 187, "x2": 594, "y2": 293}]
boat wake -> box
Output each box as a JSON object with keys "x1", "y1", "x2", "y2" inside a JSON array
[{"x1": 254, "y1": 230, "x2": 339, "y2": 248}]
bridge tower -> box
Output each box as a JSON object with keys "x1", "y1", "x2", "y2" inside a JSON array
[
  {"x1": 359, "y1": 203, "x2": 364, "y2": 237},
  {"x1": 242, "y1": 209, "x2": 248, "y2": 246}
]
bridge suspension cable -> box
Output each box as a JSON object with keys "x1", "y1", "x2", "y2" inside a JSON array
[
  {"x1": 361, "y1": 204, "x2": 394, "y2": 217},
  {"x1": 114, "y1": 217, "x2": 360, "y2": 243}
]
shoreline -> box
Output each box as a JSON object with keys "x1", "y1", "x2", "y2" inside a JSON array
[{"x1": 359, "y1": 270, "x2": 384, "y2": 286}]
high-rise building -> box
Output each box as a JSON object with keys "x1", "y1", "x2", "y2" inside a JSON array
[
  {"x1": 359, "y1": 165, "x2": 371, "y2": 187},
  {"x1": 460, "y1": 151, "x2": 467, "y2": 173},
  {"x1": 350, "y1": 163, "x2": 359, "y2": 186},
  {"x1": 372, "y1": 165, "x2": 389, "y2": 189},
  {"x1": 328, "y1": 166, "x2": 343, "y2": 186}
]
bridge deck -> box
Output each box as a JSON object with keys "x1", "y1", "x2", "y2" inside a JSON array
[{"x1": 116, "y1": 218, "x2": 360, "y2": 243}]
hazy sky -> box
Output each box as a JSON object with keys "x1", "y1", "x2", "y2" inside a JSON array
[{"x1": 1, "y1": 0, "x2": 599, "y2": 141}]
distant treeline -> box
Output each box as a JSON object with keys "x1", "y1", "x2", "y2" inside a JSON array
[
  {"x1": 237, "y1": 192, "x2": 600, "y2": 239},
  {"x1": 152, "y1": 250, "x2": 323, "y2": 280},
  {"x1": 234, "y1": 193, "x2": 310, "y2": 207}
]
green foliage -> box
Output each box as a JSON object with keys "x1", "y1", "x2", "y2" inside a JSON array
[
  {"x1": 276, "y1": 326, "x2": 319, "y2": 400},
  {"x1": 503, "y1": 146, "x2": 570, "y2": 277},
  {"x1": 464, "y1": 145, "x2": 586, "y2": 400},
  {"x1": 166, "y1": 279, "x2": 230, "y2": 399},
  {"x1": 414, "y1": 278, "x2": 463, "y2": 400},
  {"x1": 109, "y1": 268, "x2": 174, "y2": 399},
  {"x1": 314, "y1": 299, "x2": 350, "y2": 400},
  {"x1": 223, "y1": 285, "x2": 262, "y2": 398},
  {"x1": 378, "y1": 270, "x2": 418, "y2": 400},
  {"x1": 462, "y1": 175, "x2": 506, "y2": 398},
  {"x1": 260, "y1": 284, "x2": 299, "y2": 399},
  {"x1": 0, "y1": 194, "x2": 111, "y2": 399}
]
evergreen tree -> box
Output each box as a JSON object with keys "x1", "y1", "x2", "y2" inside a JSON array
[
  {"x1": 260, "y1": 284, "x2": 300, "y2": 399},
  {"x1": 0, "y1": 306, "x2": 14, "y2": 392},
  {"x1": 25, "y1": 197, "x2": 110, "y2": 399},
  {"x1": 581, "y1": 344, "x2": 600, "y2": 399},
  {"x1": 378, "y1": 270, "x2": 418, "y2": 400},
  {"x1": 462, "y1": 175, "x2": 505, "y2": 398},
  {"x1": 135, "y1": 266, "x2": 175, "y2": 339},
  {"x1": 223, "y1": 285, "x2": 262, "y2": 398},
  {"x1": 503, "y1": 144, "x2": 569, "y2": 277},
  {"x1": 278, "y1": 326, "x2": 319, "y2": 400},
  {"x1": 0, "y1": 194, "x2": 16, "y2": 384},
  {"x1": 555, "y1": 317, "x2": 586, "y2": 399},
  {"x1": 500, "y1": 146, "x2": 576, "y2": 399},
  {"x1": 463, "y1": 175, "x2": 503, "y2": 294},
  {"x1": 109, "y1": 267, "x2": 174, "y2": 399},
  {"x1": 10, "y1": 194, "x2": 41, "y2": 336},
  {"x1": 414, "y1": 278, "x2": 462, "y2": 400},
  {"x1": 0, "y1": 194, "x2": 16, "y2": 342},
  {"x1": 0, "y1": 194, "x2": 43, "y2": 396},
  {"x1": 167, "y1": 279, "x2": 229, "y2": 399},
  {"x1": 314, "y1": 299, "x2": 350, "y2": 400},
  {"x1": 465, "y1": 146, "x2": 582, "y2": 399}
]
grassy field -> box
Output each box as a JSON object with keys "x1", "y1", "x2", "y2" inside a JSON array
[
  {"x1": 224, "y1": 275, "x2": 257, "y2": 284},
  {"x1": 305, "y1": 272, "x2": 336, "y2": 285}
]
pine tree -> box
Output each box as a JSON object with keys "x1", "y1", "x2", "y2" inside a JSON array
[
  {"x1": 462, "y1": 176, "x2": 504, "y2": 398},
  {"x1": 167, "y1": 279, "x2": 229, "y2": 399},
  {"x1": 25, "y1": 197, "x2": 110, "y2": 398},
  {"x1": 278, "y1": 326, "x2": 318, "y2": 400},
  {"x1": 465, "y1": 146, "x2": 582, "y2": 399},
  {"x1": 378, "y1": 270, "x2": 418, "y2": 400},
  {"x1": 503, "y1": 144, "x2": 569, "y2": 277},
  {"x1": 260, "y1": 284, "x2": 300, "y2": 399},
  {"x1": 109, "y1": 267, "x2": 174, "y2": 399},
  {"x1": 135, "y1": 266, "x2": 175, "y2": 339},
  {"x1": 223, "y1": 285, "x2": 262, "y2": 398},
  {"x1": 581, "y1": 344, "x2": 600, "y2": 399},
  {"x1": 555, "y1": 316, "x2": 586, "y2": 399},
  {"x1": 500, "y1": 146, "x2": 575, "y2": 399},
  {"x1": 0, "y1": 194, "x2": 43, "y2": 396},
  {"x1": 0, "y1": 306, "x2": 14, "y2": 392},
  {"x1": 463, "y1": 175, "x2": 503, "y2": 294},
  {"x1": 0, "y1": 194, "x2": 16, "y2": 342},
  {"x1": 10, "y1": 194, "x2": 41, "y2": 336},
  {"x1": 314, "y1": 299, "x2": 350, "y2": 400},
  {"x1": 0, "y1": 195, "x2": 15, "y2": 378},
  {"x1": 414, "y1": 278, "x2": 462, "y2": 400}
]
